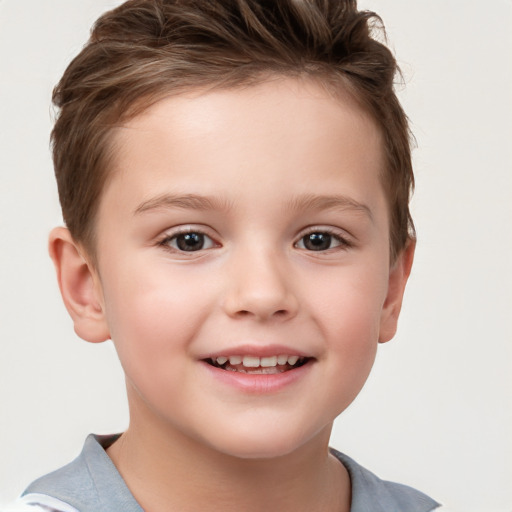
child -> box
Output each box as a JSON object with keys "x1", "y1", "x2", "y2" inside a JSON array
[{"x1": 7, "y1": 0, "x2": 447, "y2": 510}]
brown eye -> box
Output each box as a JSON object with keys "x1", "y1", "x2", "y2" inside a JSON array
[
  {"x1": 302, "y1": 233, "x2": 332, "y2": 251},
  {"x1": 164, "y1": 231, "x2": 215, "y2": 252},
  {"x1": 176, "y1": 233, "x2": 204, "y2": 251},
  {"x1": 296, "y1": 231, "x2": 346, "y2": 252}
]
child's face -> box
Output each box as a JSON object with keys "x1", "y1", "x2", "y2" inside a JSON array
[{"x1": 84, "y1": 78, "x2": 409, "y2": 458}]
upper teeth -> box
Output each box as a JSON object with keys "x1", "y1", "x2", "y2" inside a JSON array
[{"x1": 215, "y1": 355, "x2": 302, "y2": 367}]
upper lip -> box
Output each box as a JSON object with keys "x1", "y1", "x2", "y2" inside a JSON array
[{"x1": 198, "y1": 344, "x2": 312, "y2": 360}]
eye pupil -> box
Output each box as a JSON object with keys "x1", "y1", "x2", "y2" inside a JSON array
[
  {"x1": 177, "y1": 233, "x2": 204, "y2": 251},
  {"x1": 304, "y1": 233, "x2": 331, "y2": 251}
]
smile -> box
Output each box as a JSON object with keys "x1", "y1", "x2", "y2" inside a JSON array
[{"x1": 206, "y1": 355, "x2": 310, "y2": 374}]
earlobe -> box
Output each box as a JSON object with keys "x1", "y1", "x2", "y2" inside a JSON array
[
  {"x1": 48, "y1": 227, "x2": 110, "y2": 343},
  {"x1": 378, "y1": 240, "x2": 415, "y2": 344}
]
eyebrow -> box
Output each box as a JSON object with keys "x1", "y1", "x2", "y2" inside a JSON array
[
  {"x1": 286, "y1": 194, "x2": 373, "y2": 221},
  {"x1": 134, "y1": 193, "x2": 233, "y2": 215},
  {"x1": 134, "y1": 192, "x2": 373, "y2": 220}
]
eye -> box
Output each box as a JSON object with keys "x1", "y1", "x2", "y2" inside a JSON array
[
  {"x1": 295, "y1": 231, "x2": 348, "y2": 251},
  {"x1": 161, "y1": 231, "x2": 216, "y2": 252}
]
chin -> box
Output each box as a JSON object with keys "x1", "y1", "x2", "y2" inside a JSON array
[
  {"x1": 203, "y1": 424, "x2": 326, "y2": 461},
  {"x1": 222, "y1": 442, "x2": 295, "y2": 460}
]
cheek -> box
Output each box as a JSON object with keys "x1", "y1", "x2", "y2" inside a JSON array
[
  {"x1": 326, "y1": 296, "x2": 379, "y2": 380},
  {"x1": 306, "y1": 262, "x2": 388, "y2": 386},
  {"x1": 100, "y1": 273, "x2": 207, "y2": 414},
  {"x1": 101, "y1": 264, "x2": 214, "y2": 371},
  {"x1": 309, "y1": 261, "x2": 389, "y2": 336},
  {"x1": 318, "y1": 292, "x2": 381, "y2": 416}
]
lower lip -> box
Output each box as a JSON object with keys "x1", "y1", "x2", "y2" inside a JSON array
[{"x1": 200, "y1": 360, "x2": 314, "y2": 394}]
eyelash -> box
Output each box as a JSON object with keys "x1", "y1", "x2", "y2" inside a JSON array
[
  {"x1": 158, "y1": 227, "x2": 218, "y2": 254},
  {"x1": 294, "y1": 227, "x2": 352, "y2": 252},
  {"x1": 157, "y1": 226, "x2": 352, "y2": 254}
]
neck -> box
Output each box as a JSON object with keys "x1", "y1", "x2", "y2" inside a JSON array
[{"x1": 107, "y1": 399, "x2": 350, "y2": 512}]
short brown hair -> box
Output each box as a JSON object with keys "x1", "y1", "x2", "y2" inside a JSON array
[{"x1": 52, "y1": 0, "x2": 415, "y2": 262}]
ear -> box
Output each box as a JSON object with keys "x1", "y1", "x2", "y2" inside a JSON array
[
  {"x1": 378, "y1": 240, "x2": 415, "y2": 344},
  {"x1": 48, "y1": 227, "x2": 110, "y2": 343}
]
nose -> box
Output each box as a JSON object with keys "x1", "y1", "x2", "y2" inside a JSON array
[{"x1": 222, "y1": 247, "x2": 299, "y2": 322}]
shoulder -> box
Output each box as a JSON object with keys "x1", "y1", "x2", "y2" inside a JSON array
[
  {"x1": 16, "y1": 434, "x2": 139, "y2": 512},
  {"x1": 21, "y1": 436, "x2": 103, "y2": 511},
  {"x1": 330, "y1": 448, "x2": 441, "y2": 512},
  {"x1": 1, "y1": 494, "x2": 78, "y2": 512}
]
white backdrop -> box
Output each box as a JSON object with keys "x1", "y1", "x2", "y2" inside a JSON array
[{"x1": 0, "y1": 1, "x2": 510, "y2": 510}]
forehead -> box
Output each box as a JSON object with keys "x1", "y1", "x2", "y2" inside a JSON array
[{"x1": 102, "y1": 78, "x2": 385, "y2": 219}]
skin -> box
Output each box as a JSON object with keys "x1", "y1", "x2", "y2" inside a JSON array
[{"x1": 50, "y1": 78, "x2": 414, "y2": 512}]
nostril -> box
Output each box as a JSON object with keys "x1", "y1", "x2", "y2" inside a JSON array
[
  {"x1": 224, "y1": 285, "x2": 299, "y2": 320},
  {"x1": 235, "y1": 308, "x2": 289, "y2": 319}
]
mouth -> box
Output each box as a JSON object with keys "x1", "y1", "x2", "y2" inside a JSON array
[{"x1": 204, "y1": 355, "x2": 311, "y2": 374}]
